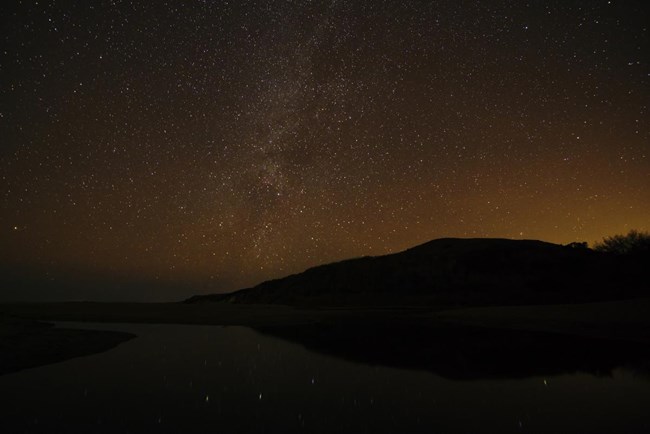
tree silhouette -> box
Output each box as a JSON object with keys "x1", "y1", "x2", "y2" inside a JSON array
[{"x1": 593, "y1": 230, "x2": 650, "y2": 255}]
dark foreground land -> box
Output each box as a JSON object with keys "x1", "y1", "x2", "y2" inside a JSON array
[
  {"x1": 2, "y1": 297, "x2": 650, "y2": 339},
  {"x1": 0, "y1": 314, "x2": 135, "y2": 375},
  {"x1": 1, "y1": 297, "x2": 650, "y2": 375}
]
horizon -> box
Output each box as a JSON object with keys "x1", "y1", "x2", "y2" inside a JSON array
[{"x1": 0, "y1": 233, "x2": 636, "y2": 302}]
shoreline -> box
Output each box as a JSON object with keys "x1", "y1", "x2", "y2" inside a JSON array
[
  {"x1": 2, "y1": 297, "x2": 650, "y2": 343},
  {"x1": 2, "y1": 297, "x2": 649, "y2": 375},
  {"x1": 0, "y1": 315, "x2": 135, "y2": 375}
]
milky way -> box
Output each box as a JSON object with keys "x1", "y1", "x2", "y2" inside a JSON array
[{"x1": 1, "y1": 1, "x2": 648, "y2": 300}]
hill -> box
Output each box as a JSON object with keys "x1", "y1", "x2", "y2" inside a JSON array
[{"x1": 186, "y1": 238, "x2": 647, "y2": 307}]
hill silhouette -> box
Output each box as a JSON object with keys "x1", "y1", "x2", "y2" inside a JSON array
[{"x1": 186, "y1": 238, "x2": 647, "y2": 307}]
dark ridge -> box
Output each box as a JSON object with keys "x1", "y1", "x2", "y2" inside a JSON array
[{"x1": 186, "y1": 238, "x2": 648, "y2": 307}]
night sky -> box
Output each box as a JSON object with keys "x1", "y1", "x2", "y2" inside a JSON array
[{"x1": 1, "y1": 1, "x2": 648, "y2": 300}]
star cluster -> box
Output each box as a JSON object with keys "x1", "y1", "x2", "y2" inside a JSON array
[{"x1": 1, "y1": 1, "x2": 648, "y2": 299}]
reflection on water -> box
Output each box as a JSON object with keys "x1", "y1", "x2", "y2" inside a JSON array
[
  {"x1": 0, "y1": 323, "x2": 649, "y2": 434},
  {"x1": 254, "y1": 323, "x2": 650, "y2": 380}
]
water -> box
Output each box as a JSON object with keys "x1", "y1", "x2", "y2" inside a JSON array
[{"x1": 1, "y1": 322, "x2": 649, "y2": 434}]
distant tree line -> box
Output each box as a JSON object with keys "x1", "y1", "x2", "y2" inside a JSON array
[{"x1": 593, "y1": 230, "x2": 650, "y2": 255}]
